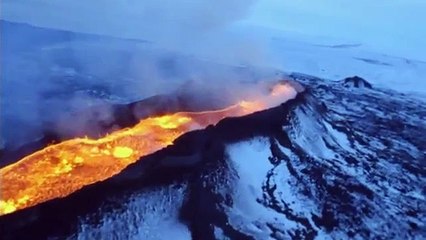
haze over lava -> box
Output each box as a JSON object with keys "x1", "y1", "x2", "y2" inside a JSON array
[{"x1": 0, "y1": 81, "x2": 299, "y2": 215}]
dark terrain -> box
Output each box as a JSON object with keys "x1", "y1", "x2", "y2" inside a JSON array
[{"x1": 1, "y1": 75, "x2": 425, "y2": 239}]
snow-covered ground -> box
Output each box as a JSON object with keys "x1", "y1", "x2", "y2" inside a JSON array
[
  {"x1": 2, "y1": 69, "x2": 425, "y2": 240},
  {"x1": 244, "y1": 0, "x2": 426, "y2": 61},
  {"x1": 76, "y1": 184, "x2": 190, "y2": 240},
  {"x1": 1, "y1": 2, "x2": 425, "y2": 239},
  {"x1": 262, "y1": 27, "x2": 426, "y2": 95}
]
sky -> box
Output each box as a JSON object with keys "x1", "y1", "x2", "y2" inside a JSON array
[{"x1": 1, "y1": 0, "x2": 425, "y2": 60}]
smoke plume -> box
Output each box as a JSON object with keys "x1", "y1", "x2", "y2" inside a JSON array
[{"x1": 1, "y1": 0, "x2": 286, "y2": 149}]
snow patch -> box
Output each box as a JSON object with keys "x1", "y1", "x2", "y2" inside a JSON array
[
  {"x1": 224, "y1": 138, "x2": 286, "y2": 238},
  {"x1": 75, "y1": 184, "x2": 190, "y2": 240}
]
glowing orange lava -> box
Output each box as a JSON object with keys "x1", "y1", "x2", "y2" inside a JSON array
[{"x1": 0, "y1": 83, "x2": 296, "y2": 215}]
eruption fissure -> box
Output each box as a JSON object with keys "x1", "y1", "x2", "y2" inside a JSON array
[{"x1": 0, "y1": 82, "x2": 296, "y2": 215}]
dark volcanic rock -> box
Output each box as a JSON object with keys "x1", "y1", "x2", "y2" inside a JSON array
[
  {"x1": 0, "y1": 94, "x2": 302, "y2": 240},
  {"x1": 342, "y1": 75, "x2": 373, "y2": 89},
  {"x1": 1, "y1": 75, "x2": 425, "y2": 240}
]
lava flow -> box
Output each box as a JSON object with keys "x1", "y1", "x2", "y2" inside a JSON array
[{"x1": 0, "y1": 82, "x2": 297, "y2": 215}]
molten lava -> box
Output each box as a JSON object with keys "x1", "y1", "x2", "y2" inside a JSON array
[{"x1": 0, "y1": 83, "x2": 296, "y2": 215}]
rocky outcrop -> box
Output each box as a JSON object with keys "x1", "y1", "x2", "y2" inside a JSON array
[{"x1": 342, "y1": 76, "x2": 372, "y2": 89}]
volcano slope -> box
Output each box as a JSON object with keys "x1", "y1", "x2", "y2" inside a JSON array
[{"x1": 1, "y1": 74, "x2": 425, "y2": 240}]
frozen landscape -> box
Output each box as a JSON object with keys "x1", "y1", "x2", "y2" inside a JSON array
[{"x1": 1, "y1": 1, "x2": 425, "y2": 239}]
